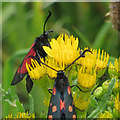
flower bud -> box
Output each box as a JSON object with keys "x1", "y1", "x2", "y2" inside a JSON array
[{"x1": 93, "y1": 86, "x2": 103, "y2": 99}]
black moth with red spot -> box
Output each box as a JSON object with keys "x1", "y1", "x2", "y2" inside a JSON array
[
  {"x1": 48, "y1": 70, "x2": 77, "y2": 119},
  {"x1": 11, "y1": 11, "x2": 53, "y2": 93},
  {"x1": 31, "y1": 50, "x2": 92, "y2": 119}
]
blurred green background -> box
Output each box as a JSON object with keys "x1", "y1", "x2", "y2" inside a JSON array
[{"x1": 2, "y1": 2, "x2": 119, "y2": 118}]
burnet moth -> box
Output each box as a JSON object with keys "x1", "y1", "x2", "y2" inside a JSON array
[
  {"x1": 30, "y1": 49, "x2": 92, "y2": 119},
  {"x1": 11, "y1": 11, "x2": 53, "y2": 93}
]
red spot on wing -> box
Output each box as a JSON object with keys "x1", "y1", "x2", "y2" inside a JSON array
[
  {"x1": 17, "y1": 67, "x2": 20, "y2": 74},
  {"x1": 52, "y1": 87, "x2": 56, "y2": 95},
  {"x1": 72, "y1": 114, "x2": 76, "y2": 120},
  {"x1": 48, "y1": 115, "x2": 52, "y2": 120},
  {"x1": 52, "y1": 105, "x2": 57, "y2": 112},
  {"x1": 67, "y1": 86, "x2": 71, "y2": 95},
  {"x1": 68, "y1": 105, "x2": 73, "y2": 112},
  {"x1": 60, "y1": 99, "x2": 65, "y2": 111},
  {"x1": 50, "y1": 103, "x2": 52, "y2": 106},
  {"x1": 20, "y1": 47, "x2": 36, "y2": 74}
]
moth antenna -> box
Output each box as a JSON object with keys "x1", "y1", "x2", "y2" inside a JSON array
[
  {"x1": 27, "y1": 50, "x2": 58, "y2": 72},
  {"x1": 43, "y1": 11, "x2": 52, "y2": 35},
  {"x1": 64, "y1": 49, "x2": 92, "y2": 71}
]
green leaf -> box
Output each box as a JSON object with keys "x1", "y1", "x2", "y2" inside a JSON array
[
  {"x1": 10, "y1": 49, "x2": 29, "y2": 60},
  {"x1": 87, "y1": 77, "x2": 116, "y2": 118},
  {"x1": 16, "y1": 100, "x2": 25, "y2": 112},
  {"x1": 29, "y1": 94, "x2": 34, "y2": 114},
  {"x1": 73, "y1": 26, "x2": 92, "y2": 48},
  {"x1": 93, "y1": 22, "x2": 111, "y2": 49}
]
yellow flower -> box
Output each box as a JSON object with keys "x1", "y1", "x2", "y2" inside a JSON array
[
  {"x1": 77, "y1": 48, "x2": 97, "y2": 68},
  {"x1": 97, "y1": 111, "x2": 113, "y2": 119},
  {"x1": 45, "y1": 56, "x2": 64, "y2": 78},
  {"x1": 43, "y1": 34, "x2": 79, "y2": 65},
  {"x1": 78, "y1": 66, "x2": 96, "y2": 91},
  {"x1": 77, "y1": 48, "x2": 109, "y2": 78},
  {"x1": 5, "y1": 111, "x2": 35, "y2": 118},
  {"x1": 26, "y1": 59, "x2": 46, "y2": 79},
  {"x1": 112, "y1": 79, "x2": 120, "y2": 94},
  {"x1": 96, "y1": 49, "x2": 109, "y2": 70},
  {"x1": 108, "y1": 57, "x2": 120, "y2": 78},
  {"x1": 73, "y1": 91, "x2": 90, "y2": 111},
  {"x1": 95, "y1": 49, "x2": 109, "y2": 78},
  {"x1": 115, "y1": 92, "x2": 120, "y2": 112}
]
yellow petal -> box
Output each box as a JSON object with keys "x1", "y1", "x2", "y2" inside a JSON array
[{"x1": 43, "y1": 46, "x2": 54, "y2": 57}]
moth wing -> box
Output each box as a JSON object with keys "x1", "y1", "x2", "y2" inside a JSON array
[
  {"x1": 11, "y1": 44, "x2": 36, "y2": 85},
  {"x1": 26, "y1": 74, "x2": 33, "y2": 93},
  {"x1": 47, "y1": 87, "x2": 61, "y2": 119},
  {"x1": 64, "y1": 86, "x2": 76, "y2": 119}
]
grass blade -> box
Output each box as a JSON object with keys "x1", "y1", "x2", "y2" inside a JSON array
[{"x1": 93, "y1": 22, "x2": 111, "y2": 49}]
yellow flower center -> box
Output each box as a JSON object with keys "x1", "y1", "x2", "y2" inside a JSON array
[
  {"x1": 78, "y1": 67, "x2": 96, "y2": 89},
  {"x1": 26, "y1": 59, "x2": 46, "y2": 79},
  {"x1": 96, "y1": 49, "x2": 109, "y2": 69},
  {"x1": 43, "y1": 34, "x2": 79, "y2": 65}
]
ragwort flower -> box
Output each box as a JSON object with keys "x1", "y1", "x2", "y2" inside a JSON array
[
  {"x1": 45, "y1": 56, "x2": 64, "y2": 78},
  {"x1": 43, "y1": 34, "x2": 79, "y2": 65},
  {"x1": 95, "y1": 49, "x2": 109, "y2": 78},
  {"x1": 113, "y1": 79, "x2": 120, "y2": 93},
  {"x1": 108, "y1": 57, "x2": 120, "y2": 78},
  {"x1": 5, "y1": 111, "x2": 35, "y2": 118},
  {"x1": 97, "y1": 111, "x2": 113, "y2": 119},
  {"x1": 113, "y1": 92, "x2": 120, "y2": 118},
  {"x1": 115, "y1": 92, "x2": 120, "y2": 112},
  {"x1": 77, "y1": 48, "x2": 97, "y2": 68},
  {"x1": 26, "y1": 59, "x2": 46, "y2": 79},
  {"x1": 77, "y1": 48, "x2": 109, "y2": 78},
  {"x1": 78, "y1": 66, "x2": 96, "y2": 91}
]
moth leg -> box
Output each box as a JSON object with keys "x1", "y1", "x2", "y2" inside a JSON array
[
  {"x1": 70, "y1": 85, "x2": 91, "y2": 92},
  {"x1": 48, "y1": 88, "x2": 52, "y2": 94},
  {"x1": 70, "y1": 85, "x2": 81, "y2": 90},
  {"x1": 75, "y1": 106, "x2": 85, "y2": 112}
]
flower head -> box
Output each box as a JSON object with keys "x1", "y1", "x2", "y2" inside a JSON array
[
  {"x1": 113, "y1": 79, "x2": 120, "y2": 93},
  {"x1": 26, "y1": 59, "x2": 46, "y2": 79},
  {"x1": 43, "y1": 34, "x2": 79, "y2": 65},
  {"x1": 77, "y1": 48, "x2": 97, "y2": 68},
  {"x1": 115, "y1": 92, "x2": 120, "y2": 112},
  {"x1": 95, "y1": 49, "x2": 109, "y2": 78},
  {"x1": 77, "y1": 48, "x2": 109, "y2": 78},
  {"x1": 108, "y1": 57, "x2": 120, "y2": 78},
  {"x1": 5, "y1": 112, "x2": 35, "y2": 118},
  {"x1": 45, "y1": 56, "x2": 64, "y2": 78},
  {"x1": 78, "y1": 66, "x2": 96, "y2": 91},
  {"x1": 96, "y1": 49, "x2": 109, "y2": 70},
  {"x1": 98, "y1": 111, "x2": 113, "y2": 119}
]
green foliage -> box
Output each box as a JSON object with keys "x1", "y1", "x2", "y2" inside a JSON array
[
  {"x1": 1, "y1": 85, "x2": 25, "y2": 113},
  {"x1": 2, "y1": 2, "x2": 119, "y2": 119}
]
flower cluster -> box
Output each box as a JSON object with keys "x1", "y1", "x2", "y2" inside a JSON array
[
  {"x1": 97, "y1": 111, "x2": 113, "y2": 119},
  {"x1": 115, "y1": 92, "x2": 120, "y2": 112},
  {"x1": 43, "y1": 34, "x2": 79, "y2": 65},
  {"x1": 26, "y1": 34, "x2": 111, "y2": 113},
  {"x1": 108, "y1": 57, "x2": 120, "y2": 79},
  {"x1": 5, "y1": 112, "x2": 35, "y2": 118}
]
